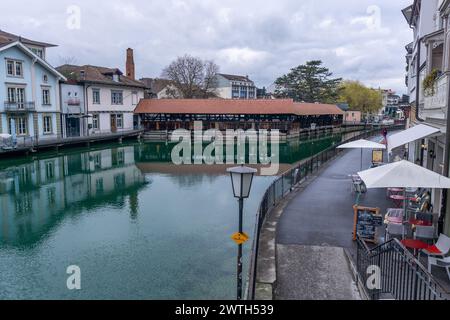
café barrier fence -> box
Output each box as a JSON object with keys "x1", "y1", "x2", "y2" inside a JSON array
[
  {"x1": 246, "y1": 124, "x2": 405, "y2": 300},
  {"x1": 356, "y1": 235, "x2": 447, "y2": 300}
]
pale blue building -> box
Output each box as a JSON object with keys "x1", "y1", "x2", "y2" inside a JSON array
[{"x1": 0, "y1": 30, "x2": 66, "y2": 144}]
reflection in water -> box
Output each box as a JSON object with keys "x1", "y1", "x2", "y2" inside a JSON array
[
  {"x1": 0, "y1": 135, "x2": 340, "y2": 299},
  {"x1": 0, "y1": 146, "x2": 146, "y2": 246},
  {"x1": 134, "y1": 134, "x2": 342, "y2": 165}
]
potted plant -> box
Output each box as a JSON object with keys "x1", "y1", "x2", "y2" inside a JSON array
[{"x1": 423, "y1": 69, "x2": 440, "y2": 96}]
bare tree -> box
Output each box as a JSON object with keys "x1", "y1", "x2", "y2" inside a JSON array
[
  {"x1": 162, "y1": 55, "x2": 219, "y2": 99},
  {"x1": 58, "y1": 55, "x2": 78, "y2": 66}
]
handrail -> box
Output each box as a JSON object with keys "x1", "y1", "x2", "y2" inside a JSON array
[
  {"x1": 246, "y1": 124, "x2": 405, "y2": 299},
  {"x1": 356, "y1": 235, "x2": 448, "y2": 300}
]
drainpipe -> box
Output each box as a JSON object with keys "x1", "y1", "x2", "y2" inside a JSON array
[
  {"x1": 85, "y1": 83, "x2": 91, "y2": 137},
  {"x1": 416, "y1": 37, "x2": 425, "y2": 123}
]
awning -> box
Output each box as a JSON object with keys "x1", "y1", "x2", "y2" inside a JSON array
[{"x1": 388, "y1": 124, "x2": 441, "y2": 154}]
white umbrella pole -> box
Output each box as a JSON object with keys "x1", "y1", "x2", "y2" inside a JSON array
[{"x1": 361, "y1": 148, "x2": 363, "y2": 171}]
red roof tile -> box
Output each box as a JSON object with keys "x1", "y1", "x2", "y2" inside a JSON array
[
  {"x1": 293, "y1": 103, "x2": 344, "y2": 116},
  {"x1": 135, "y1": 99, "x2": 344, "y2": 116}
]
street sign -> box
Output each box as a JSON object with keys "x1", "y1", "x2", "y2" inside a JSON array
[{"x1": 231, "y1": 232, "x2": 249, "y2": 245}]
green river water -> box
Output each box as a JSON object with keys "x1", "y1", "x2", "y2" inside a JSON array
[{"x1": 0, "y1": 135, "x2": 341, "y2": 299}]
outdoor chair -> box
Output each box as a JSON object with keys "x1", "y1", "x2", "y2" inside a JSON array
[
  {"x1": 428, "y1": 256, "x2": 450, "y2": 281},
  {"x1": 385, "y1": 223, "x2": 406, "y2": 241},
  {"x1": 421, "y1": 234, "x2": 450, "y2": 271},
  {"x1": 351, "y1": 175, "x2": 366, "y2": 194},
  {"x1": 414, "y1": 226, "x2": 436, "y2": 243}
]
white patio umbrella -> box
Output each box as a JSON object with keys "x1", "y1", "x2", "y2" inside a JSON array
[
  {"x1": 358, "y1": 160, "x2": 450, "y2": 217},
  {"x1": 338, "y1": 139, "x2": 386, "y2": 170},
  {"x1": 357, "y1": 160, "x2": 450, "y2": 189}
]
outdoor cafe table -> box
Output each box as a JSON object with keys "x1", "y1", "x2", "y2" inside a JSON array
[
  {"x1": 409, "y1": 218, "x2": 432, "y2": 227},
  {"x1": 389, "y1": 194, "x2": 417, "y2": 208},
  {"x1": 401, "y1": 239, "x2": 429, "y2": 257},
  {"x1": 387, "y1": 187, "x2": 404, "y2": 198}
]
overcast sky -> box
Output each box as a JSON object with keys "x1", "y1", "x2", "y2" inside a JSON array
[{"x1": 0, "y1": 0, "x2": 412, "y2": 94}]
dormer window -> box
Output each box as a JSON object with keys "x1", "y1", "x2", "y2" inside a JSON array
[
  {"x1": 113, "y1": 74, "x2": 120, "y2": 82},
  {"x1": 30, "y1": 48, "x2": 44, "y2": 59}
]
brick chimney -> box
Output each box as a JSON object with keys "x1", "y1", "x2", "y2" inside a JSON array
[{"x1": 126, "y1": 48, "x2": 135, "y2": 80}]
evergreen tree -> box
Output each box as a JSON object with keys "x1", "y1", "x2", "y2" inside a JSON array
[{"x1": 274, "y1": 60, "x2": 342, "y2": 103}]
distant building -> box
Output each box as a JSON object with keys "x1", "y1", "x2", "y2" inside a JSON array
[
  {"x1": 59, "y1": 81, "x2": 87, "y2": 138},
  {"x1": 380, "y1": 89, "x2": 402, "y2": 117},
  {"x1": 0, "y1": 30, "x2": 66, "y2": 143},
  {"x1": 215, "y1": 74, "x2": 257, "y2": 99},
  {"x1": 337, "y1": 103, "x2": 362, "y2": 124},
  {"x1": 139, "y1": 78, "x2": 182, "y2": 99},
  {"x1": 57, "y1": 49, "x2": 145, "y2": 135}
]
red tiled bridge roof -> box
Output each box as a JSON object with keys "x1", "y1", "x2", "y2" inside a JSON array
[{"x1": 134, "y1": 99, "x2": 344, "y2": 116}]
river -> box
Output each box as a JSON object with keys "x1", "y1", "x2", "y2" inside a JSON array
[{"x1": 0, "y1": 135, "x2": 341, "y2": 299}]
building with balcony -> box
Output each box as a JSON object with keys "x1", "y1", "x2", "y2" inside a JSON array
[
  {"x1": 215, "y1": 74, "x2": 257, "y2": 100},
  {"x1": 403, "y1": 0, "x2": 450, "y2": 235},
  {"x1": 0, "y1": 30, "x2": 66, "y2": 143},
  {"x1": 56, "y1": 49, "x2": 145, "y2": 135},
  {"x1": 59, "y1": 81, "x2": 87, "y2": 138}
]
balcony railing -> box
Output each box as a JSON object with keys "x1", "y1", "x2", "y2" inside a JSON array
[
  {"x1": 4, "y1": 101, "x2": 36, "y2": 112},
  {"x1": 66, "y1": 105, "x2": 83, "y2": 114},
  {"x1": 424, "y1": 74, "x2": 448, "y2": 110},
  {"x1": 67, "y1": 98, "x2": 81, "y2": 106}
]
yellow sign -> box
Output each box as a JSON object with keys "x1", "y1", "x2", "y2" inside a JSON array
[
  {"x1": 372, "y1": 150, "x2": 384, "y2": 164},
  {"x1": 231, "y1": 232, "x2": 250, "y2": 245}
]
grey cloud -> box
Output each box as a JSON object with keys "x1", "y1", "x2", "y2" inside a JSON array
[{"x1": 0, "y1": 0, "x2": 412, "y2": 93}]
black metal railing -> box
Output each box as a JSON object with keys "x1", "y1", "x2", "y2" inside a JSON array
[
  {"x1": 246, "y1": 124, "x2": 405, "y2": 299},
  {"x1": 4, "y1": 101, "x2": 35, "y2": 112},
  {"x1": 356, "y1": 235, "x2": 448, "y2": 300}
]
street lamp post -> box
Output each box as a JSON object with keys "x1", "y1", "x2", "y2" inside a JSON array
[{"x1": 227, "y1": 165, "x2": 257, "y2": 300}]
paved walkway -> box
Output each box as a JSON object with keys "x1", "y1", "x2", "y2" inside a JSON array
[
  {"x1": 275, "y1": 136, "x2": 390, "y2": 300},
  {"x1": 274, "y1": 135, "x2": 450, "y2": 299}
]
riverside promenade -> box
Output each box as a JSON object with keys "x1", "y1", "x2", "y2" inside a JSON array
[{"x1": 274, "y1": 136, "x2": 390, "y2": 300}]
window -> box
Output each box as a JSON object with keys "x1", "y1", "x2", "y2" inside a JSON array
[
  {"x1": 240, "y1": 87, "x2": 247, "y2": 99},
  {"x1": 16, "y1": 117, "x2": 28, "y2": 135},
  {"x1": 30, "y1": 48, "x2": 44, "y2": 59},
  {"x1": 7, "y1": 88, "x2": 25, "y2": 108},
  {"x1": 93, "y1": 153, "x2": 102, "y2": 169},
  {"x1": 116, "y1": 114, "x2": 123, "y2": 128},
  {"x1": 15, "y1": 61, "x2": 23, "y2": 77},
  {"x1": 42, "y1": 88, "x2": 51, "y2": 105},
  {"x1": 95, "y1": 178, "x2": 104, "y2": 194},
  {"x1": 43, "y1": 116, "x2": 52, "y2": 134},
  {"x1": 114, "y1": 173, "x2": 126, "y2": 189},
  {"x1": 132, "y1": 91, "x2": 138, "y2": 105},
  {"x1": 111, "y1": 91, "x2": 123, "y2": 105},
  {"x1": 7, "y1": 60, "x2": 14, "y2": 76},
  {"x1": 232, "y1": 85, "x2": 239, "y2": 99},
  {"x1": 6, "y1": 60, "x2": 23, "y2": 77},
  {"x1": 93, "y1": 89, "x2": 100, "y2": 104},
  {"x1": 43, "y1": 74, "x2": 48, "y2": 83},
  {"x1": 45, "y1": 161, "x2": 55, "y2": 180},
  {"x1": 92, "y1": 114, "x2": 99, "y2": 129},
  {"x1": 7, "y1": 88, "x2": 16, "y2": 103}
]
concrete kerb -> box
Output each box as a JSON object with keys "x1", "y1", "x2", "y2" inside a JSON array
[{"x1": 254, "y1": 151, "x2": 344, "y2": 300}]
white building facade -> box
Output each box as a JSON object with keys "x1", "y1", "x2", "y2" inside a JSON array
[
  {"x1": 0, "y1": 31, "x2": 65, "y2": 144},
  {"x1": 57, "y1": 63, "x2": 145, "y2": 135},
  {"x1": 403, "y1": 0, "x2": 450, "y2": 235},
  {"x1": 215, "y1": 74, "x2": 257, "y2": 99}
]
